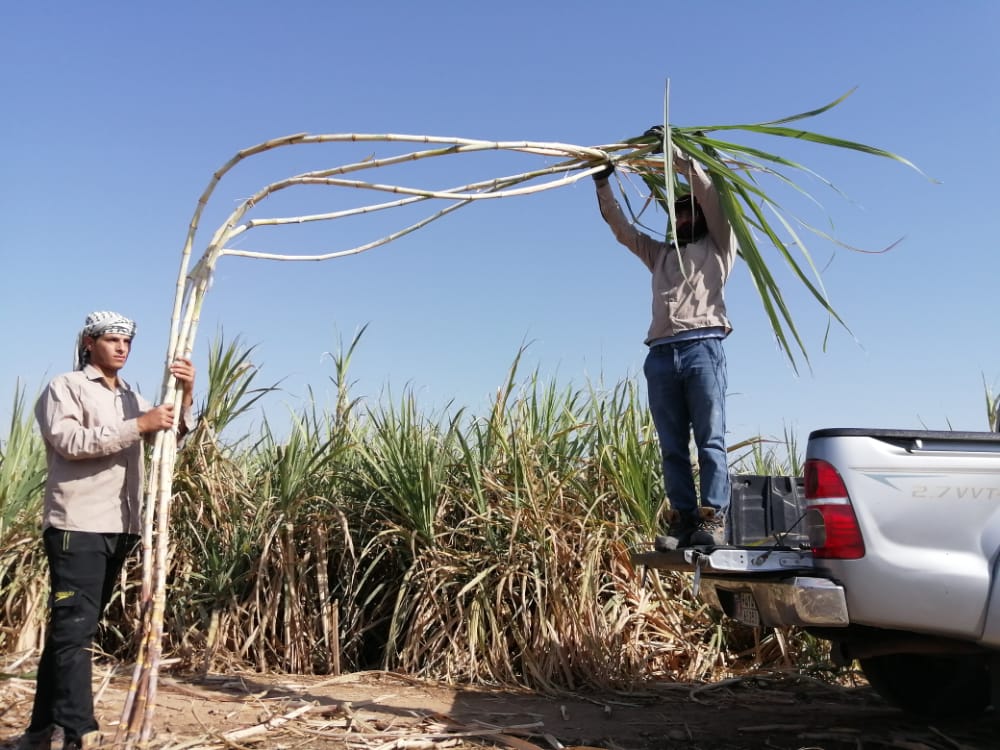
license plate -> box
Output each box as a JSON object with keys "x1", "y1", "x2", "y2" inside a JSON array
[{"x1": 733, "y1": 592, "x2": 760, "y2": 627}]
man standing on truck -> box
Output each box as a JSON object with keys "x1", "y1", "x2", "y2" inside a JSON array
[
  {"x1": 18, "y1": 311, "x2": 196, "y2": 750},
  {"x1": 593, "y1": 127, "x2": 738, "y2": 549}
]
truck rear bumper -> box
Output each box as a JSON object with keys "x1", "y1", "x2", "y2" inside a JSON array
[{"x1": 700, "y1": 576, "x2": 849, "y2": 628}]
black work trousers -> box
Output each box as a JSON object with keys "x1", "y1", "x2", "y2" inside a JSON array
[{"x1": 28, "y1": 528, "x2": 138, "y2": 741}]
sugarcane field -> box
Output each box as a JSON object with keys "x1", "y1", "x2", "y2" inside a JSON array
[
  {"x1": 4, "y1": 116, "x2": 999, "y2": 747},
  {"x1": 4, "y1": 7, "x2": 1000, "y2": 745},
  {"x1": 1, "y1": 330, "x2": 997, "y2": 749}
]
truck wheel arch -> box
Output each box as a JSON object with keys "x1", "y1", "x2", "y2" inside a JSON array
[{"x1": 859, "y1": 653, "x2": 991, "y2": 719}]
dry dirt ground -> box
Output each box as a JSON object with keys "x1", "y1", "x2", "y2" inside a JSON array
[{"x1": 1, "y1": 666, "x2": 997, "y2": 750}]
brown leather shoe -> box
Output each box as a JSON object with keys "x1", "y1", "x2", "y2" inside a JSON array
[
  {"x1": 654, "y1": 509, "x2": 698, "y2": 551},
  {"x1": 689, "y1": 507, "x2": 727, "y2": 547}
]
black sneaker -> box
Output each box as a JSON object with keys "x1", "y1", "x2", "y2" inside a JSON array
[
  {"x1": 689, "y1": 507, "x2": 727, "y2": 547},
  {"x1": 62, "y1": 734, "x2": 97, "y2": 750},
  {"x1": 16, "y1": 727, "x2": 53, "y2": 750}
]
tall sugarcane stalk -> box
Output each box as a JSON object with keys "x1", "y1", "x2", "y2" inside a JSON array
[
  {"x1": 116, "y1": 94, "x2": 922, "y2": 745},
  {"x1": 115, "y1": 134, "x2": 621, "y2": 746}
]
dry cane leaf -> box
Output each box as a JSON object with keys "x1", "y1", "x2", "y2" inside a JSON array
[{"x1": 221, "y1": 703, "x2": 314, "y2": 742}]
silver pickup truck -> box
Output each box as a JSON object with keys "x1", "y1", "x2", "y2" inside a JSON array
[{"x1": 634, "y1": 428, "x2": 1000, "y2": 719}]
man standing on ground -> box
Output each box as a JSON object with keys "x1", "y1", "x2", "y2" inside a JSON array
[
  {"x1": 19, "y1": 311, "x2": 196, "y2": 750},
  {"x1": 593, "y1": 130, "x2": 737, "y2": 549}
]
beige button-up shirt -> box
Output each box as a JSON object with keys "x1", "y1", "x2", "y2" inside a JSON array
[{"x1": 35, "y1": 364, "x2": 152, "y2": 534}]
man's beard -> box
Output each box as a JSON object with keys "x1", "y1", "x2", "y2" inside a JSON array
[{"x1": 674, "y1": 216, "x2": 708, "y2": 245}]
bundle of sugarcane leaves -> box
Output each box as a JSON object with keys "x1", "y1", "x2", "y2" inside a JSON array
[{"x1": 604, "y1": 88, "x2": 928, "y2": 373}]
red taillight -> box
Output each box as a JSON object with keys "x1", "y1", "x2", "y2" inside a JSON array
[
  {"x1": 804, "y1": 459, "x2": 865, "y2": 560},
  {"x1": 805, "y1": 458, "x2": 848, "y2": 499}
]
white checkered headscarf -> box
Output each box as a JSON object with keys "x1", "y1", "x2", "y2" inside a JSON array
[{"x1": 74, "y1": 310, "x2": 137, "y2": 370}]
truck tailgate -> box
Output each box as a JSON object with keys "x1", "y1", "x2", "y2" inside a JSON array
[{"x1": 632, "y1": 548, "x2": 849, "y2": 628}]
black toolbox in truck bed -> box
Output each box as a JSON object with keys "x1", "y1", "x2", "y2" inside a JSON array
[{"x1": 728, "y1": 474, "x2": 808, "y2": 548}]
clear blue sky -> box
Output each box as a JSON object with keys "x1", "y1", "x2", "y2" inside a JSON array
[{"x1": 3, "y1": 1, "x2": 999, "y2": 446}]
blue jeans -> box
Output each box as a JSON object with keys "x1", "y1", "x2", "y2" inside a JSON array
[{"x1": 643, "y1": 337, "x2": 730, "y2": 517}]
